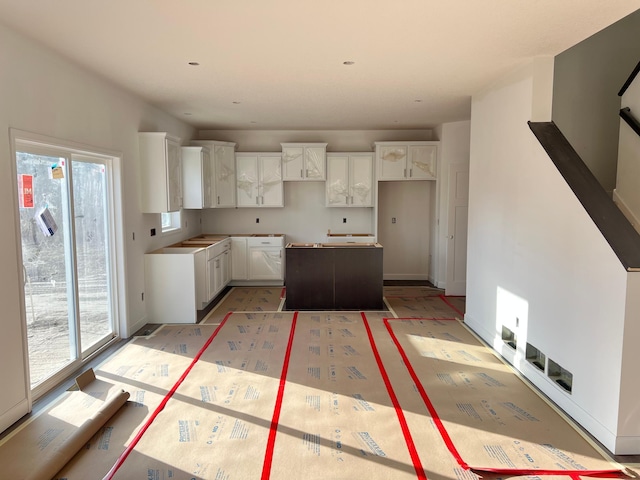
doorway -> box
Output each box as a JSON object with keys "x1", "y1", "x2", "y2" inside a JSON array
[{"x1": 15, "y1": 139, "x2": 118, "y2": 398}]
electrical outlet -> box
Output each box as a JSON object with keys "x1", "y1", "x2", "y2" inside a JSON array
[
  {"x1": 141, "y1": 292, "x2": 144, "y2": 301},
  {"x1": 392, "y1": 217, "x2": 396, "y2": 224},
  {"x1": 343, "y1": 218, "x2": 347, "y2": 223},
  {"x1": 150, "y1": 228, "x2": 156, "y2": 236},
  {"x1": 256, "y1": 218, "x2": 260, "y2": 223}
]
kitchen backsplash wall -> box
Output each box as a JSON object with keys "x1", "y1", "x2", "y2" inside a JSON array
[{"x1": 200, "y1": 182, "x2": 375, "y2": 243}]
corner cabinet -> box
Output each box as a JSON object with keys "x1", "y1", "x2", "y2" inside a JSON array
[
  {"x1": 191, "y1": 140, "x2": 238, "y2": 208},
  {"x1": 326, "y1": 153, "x2": 374, "y2": 207},
  {"x1": 374, "y1": 141, "x2": 438, "y2": 181},
  {"x1": 139, "y1": 132, "x2": 182, "y2": 213},
  {"x1": 181, "y1": 146, "x2": 213, "y2": 209},
  {"x1": 281, "y1": 143, "x2": 327, "y2": 181},
  {"x1": 235, "y1": 152, "x2": 283, "y2": 207}
]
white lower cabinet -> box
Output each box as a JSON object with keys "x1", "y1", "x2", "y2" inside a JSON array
[
  {"x1": 206, "y1": 238, "x2": 231, "y2": 302},
  {"x1": 144, "y1": 247, "x2": 207, "y2": 324},
  {"x1": 231, "y1": 237, "x2": 249, "y2": 280},
  {"x1": 231, "y1": 235, "x2": 285, "y2": 284},
  {"x1": 145, "y1": 239, "x2": 231, "y2": 324}
]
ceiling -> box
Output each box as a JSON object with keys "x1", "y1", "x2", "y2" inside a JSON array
[{"x1": 1, "y1": 1, "x2": 639, "y2": 131}]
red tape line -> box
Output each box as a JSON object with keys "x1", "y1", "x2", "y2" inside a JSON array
[
  {"x1": 280, "y1": 287, "x2": 286, "y2": 299},
  {"x1": 383, "y1": 318, "x2": 625, "y2": 478},
  {"x1": 361, "y1": 312, "x2": 427, "y2": 480},
  {"x1": 261, "y1": 311, "x2": 298, "y2": 480},
  {"x1": 102, "y1": 312, "x2": 234, "y2": 480},
  {"x1": 438, "y1": 294, "x2": 465, "y2": 317}
]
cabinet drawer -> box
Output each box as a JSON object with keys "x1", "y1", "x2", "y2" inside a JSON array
[
  {"x1": 247, "y1": 236, "x2": 284, "y2": 247},
  {"x1": 207, "y1": 239, "x2": 231, "y2": 259}
]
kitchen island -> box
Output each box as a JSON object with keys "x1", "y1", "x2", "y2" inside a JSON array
[{"x1": 285, "y1": 243, "x2": 383, "y2": 310}]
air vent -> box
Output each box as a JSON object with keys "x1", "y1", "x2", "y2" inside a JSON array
[
  {"x1": 525, "y1": 343, "x2": 546, "y2": 372},
  {"x1": 548, "y1": 359, "x2": 573, "y2": 393},
  {"x1": 501, "y1": 326, "x2": 517, "y2": 350}
]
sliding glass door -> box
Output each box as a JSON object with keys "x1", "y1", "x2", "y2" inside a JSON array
[{"x1": 15, "y1": 143, "x2": 117, "y2": 396}]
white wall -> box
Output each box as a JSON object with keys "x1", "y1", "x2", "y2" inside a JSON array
[
  {"x1": 552, "y1": 9, "x2": 640, "y2": 194},
  {"x1": 0, "y1": 22, "x2": 198, "y2": 429},
  {"x1": 467, "y1": 58, "x2": 634, "y2": 453},
  {"x1": 377, "y1": 181, "x2": 432, "y2": 280}
]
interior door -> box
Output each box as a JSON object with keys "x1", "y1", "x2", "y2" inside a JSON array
[
  {"x1": 15, "y1": 145, "x2": 117, "y2": 397},
  {"x1": 445, "y1": 163, "x2": 469, "y2": 296}
]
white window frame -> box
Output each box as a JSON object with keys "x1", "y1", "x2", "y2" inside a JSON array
[{"x1": 161, "y1": 211, "x2": 182, "y2": 234}]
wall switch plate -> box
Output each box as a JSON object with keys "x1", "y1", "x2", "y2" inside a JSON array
[
  {"x1": 343, "y1": 218, "x2": 347, "y2": 223},
  {"x1": 150, "y1": 228, "x2": 156, "y2": 236},
  {"x1": 392, "y1": 217, "x2": 396, "y2": 224},
  {"x1": 256, "y1": 218, "x2": 260, "y2": 223}
]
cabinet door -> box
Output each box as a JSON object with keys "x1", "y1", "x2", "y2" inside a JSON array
[
  {"x1": 249, "y1": 247, "x2": 283, "y2": 280},
  {"x1": 259, "y1": 155, "x2": 283, "y2": 207},
  {"x1": 282, "y1": 147, "x2": 304, "y2": 180},
  {"x1": 222, "y1": 250, "x2": 231, "y2": 286},
  {"x1": 214, "y1": 145, "x2": 236, "y2": 207},
  {"x1": 236, "y1": 155, "x2": 259, "y2": 207},
  {"x1": 408, "y1": 145, "x2": 437, "y2": 180},
  {"x1": 231, "y1": 237, "x2": 248, "y2": 280},
  {"x1": 350, "y1": 154, "x2": 374, "y2": 206},
  {"x1": 305, "y1": 146, "x2": 326, "y2": 180},
  {"x1": 207, "y1": 256, "x2": 217, "y2": 303},
  {"x1": 326, "y1": 155, "x2": 350, "y2": 206},
  {"x1": 166, "y1": 138, "x2": 183, "y2": 211},
  {"x1": 202, "y1": 148, "x2": 214, "y2": 208},
  {"x1": 377, "y1": 145, "x2": 408, "y2": 180}
]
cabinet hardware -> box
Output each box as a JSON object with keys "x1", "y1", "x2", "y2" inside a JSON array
[{"x1": 409, "y1": 168, "x2": 413, "y2": 177}]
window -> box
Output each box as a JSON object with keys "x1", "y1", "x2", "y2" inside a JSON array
[{"x1": 161, "y1": 211, "x2": 182, "y2": 233}]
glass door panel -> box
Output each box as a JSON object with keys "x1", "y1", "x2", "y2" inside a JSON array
[
  {"x1": 71, "y1": 159, "x2": 113, "y2": 354},
  {"x1": 17, "y1": 152, "x2": 76, "y2": 387}
]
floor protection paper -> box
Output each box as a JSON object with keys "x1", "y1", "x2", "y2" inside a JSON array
[
  {"x1": 383, "y1": 318, "x2": 626, "y2": 478},
  {"x1": 106, "y1": 312, "x2": 296, "y2": 479},
  {"x1": 202, "y1": 287, "x2": 285, "y2": 324}
]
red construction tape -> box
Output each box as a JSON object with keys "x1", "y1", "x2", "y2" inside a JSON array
[
  {"x1": 280, "y1": 287, "x2": 286, "y2": 299},
  {"x1": 102, "y1": 312, "x2": 234, "y2": 480},
  {"x1": 438, "y1": 294, "x2": 465, "y2": 317},
  {"x1": 361, "y1": 312, "x2": 427, "y2": 480},
  {"x1": 383, "y1": 317, "x2": 626, "y2": 479},
  {"x1": 261, "y1": 311, "x2": 298, "y2": 479}
]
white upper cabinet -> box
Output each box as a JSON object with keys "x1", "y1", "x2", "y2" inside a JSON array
[
  {"x1": 181, "y1": 146, "x2": 213, "y2": 209},
  {"x1": 139, "y1": 132, "x2": 182, "y2": 213},
  {"x1": 192, "y1": 140, "x2": 237, "y2": 208},
  {"x1": 375, "y1": 141, "x2": 438, "y2": 181},
  {"x1": 235, "y1": 152, "x2": 283, "y2": 207},
  {"x1": 281, "y1": 143, "x2": 327, "y2": 181},
  {"x1": 326, "y1": 153, "x2": 374, "y2": 207}
]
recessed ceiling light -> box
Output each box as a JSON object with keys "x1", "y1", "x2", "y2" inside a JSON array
[
  {"x1": 414, "y1": 99, "x2": 422, "y2": 103},
  {"x1": 188, "y1": 62, "x2": 200, "y2": 66},
  {"x1": 343, "y1": 61, "x2": 355, "y2": 65},
  {"x1": 184, "y1": 112, "x2": 193, "y2": 116},
  {"x1": 232, "y1": 101, "x2": 241, "y2": 104},
  {"x1": 250, "y1": 121, "x2": 257, "y2": 124}
]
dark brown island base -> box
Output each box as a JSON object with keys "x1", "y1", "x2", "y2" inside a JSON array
[{"x1": 285, "y1": 242, "x2": 383, "y2": 310}]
